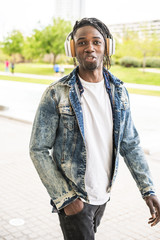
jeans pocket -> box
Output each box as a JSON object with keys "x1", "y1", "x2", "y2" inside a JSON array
[{"x1": 63, "y1": 202, "x2": 86, "y2": 218}]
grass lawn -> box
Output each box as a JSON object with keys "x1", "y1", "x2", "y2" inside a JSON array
[
  {"x1": 127, "y1": 88, "x2": 160, "y2": 97},
  {"x1": 0, "y1": 63, "x2": 53, "y2": 75},
  {"x1": 0, "y1": 63, "x2": 160, "y2": 96},
  {"x1": 110, "y1": 66, "x2": 160, "y2": 86},
  {"x1": 0, "y1": 75, "x2": 53, "y2": 85},
  {"x1": 0, "y1": 63, "x2": 160, "y2": 84},
  {"x1": 0, "y1": 63, "x2": 159, "y2": 85},
  {"x1": 0, "y1": 63, "x2": 72, "y2": 76}
]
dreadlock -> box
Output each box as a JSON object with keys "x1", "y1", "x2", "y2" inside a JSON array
[{"x1": 71, "y1": 17, "x2": 113, "y2": 69}]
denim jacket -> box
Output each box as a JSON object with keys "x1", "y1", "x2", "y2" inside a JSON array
[{"x1": 29, "y1": 67, "x2": 155, "y2": 211}]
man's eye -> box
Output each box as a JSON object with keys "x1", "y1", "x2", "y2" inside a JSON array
[
  {"x1": 94, "y1": 41, "x2": 101, "y2": 45},
  {"x1": 78, "y1": 41, "x2": 86, "y2": 45}
]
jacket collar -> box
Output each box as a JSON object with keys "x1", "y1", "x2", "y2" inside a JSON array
[
  {"x1": 66, "y1": 66, "x2": 123, "y2": 95},
  {"x1": 103, "y1": 68, "x2": 123, "y2": 87}
]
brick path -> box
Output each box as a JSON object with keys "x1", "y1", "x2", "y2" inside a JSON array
[{"x1": 0, "y1": 117, "x2": 160, "y2": 240}]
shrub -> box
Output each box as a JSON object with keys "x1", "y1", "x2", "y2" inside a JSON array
[
  {"x1": 145, "y1": 57, "x2": 160, "y2": 68},
  {"x1": 120, "y1": 56, "x2": 141, "y2": 68}
]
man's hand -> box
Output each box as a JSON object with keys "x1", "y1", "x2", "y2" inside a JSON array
[
  {"x1": 144, "y1": 195, "x2": 160, "y2": 226},
  {"x1": 64, "y1": 198, "x2": 84, "y2": 216}
]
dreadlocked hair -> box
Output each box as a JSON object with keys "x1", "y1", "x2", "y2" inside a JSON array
[{"x1": 71, "y1": 17, "x2": 113, "y2": 69}]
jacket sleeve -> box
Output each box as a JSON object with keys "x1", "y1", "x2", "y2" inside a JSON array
[
  {"x1": 119, "y1": 87, "x2": 156, "y2": 198},
  {"x1": 29, "y1": 86, "x2": 77, "y2": 210}
]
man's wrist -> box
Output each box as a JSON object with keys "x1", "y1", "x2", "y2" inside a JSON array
[{"x1": 143, "y1": 191, "x2": 156, "y2": 199}]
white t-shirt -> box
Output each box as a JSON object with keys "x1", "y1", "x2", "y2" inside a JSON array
[{"x1": 79, "y1": 76, "x2": 113, "y2": 205}]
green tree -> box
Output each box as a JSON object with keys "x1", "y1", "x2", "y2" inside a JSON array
[
  {"x1": 40, "y1": 18, "x2": 72, "y2": 64},
  {"x1": 115, "y1": 28, "x2": 160, "y2": 69},
  {"x1": 115, "y1": 31, "x2": 142, "y2": 59},
  {"x1": 23, "y1": 29, "x2": 43, "y2": 61},
  {"x1": 23, "y1": 18, "x2": 72, "y2": 64},
  {"x1": 2, "y1": 30, "x2": 24, "y2": 57}
]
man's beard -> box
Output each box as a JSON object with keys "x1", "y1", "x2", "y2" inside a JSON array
[
  {"x1": 78, "y1": 56, "x2": 104, "y2": 71},
  {"x1": 84, "y1": 62, "x2": 97, "y2": 71}
]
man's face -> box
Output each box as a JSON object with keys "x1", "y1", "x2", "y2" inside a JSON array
[{"x1": 74, "y1": 26, "x2": 105, "y2": 71}]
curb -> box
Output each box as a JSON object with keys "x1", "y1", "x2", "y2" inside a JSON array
[{"x1": 0, "y1": 113, "x2": 32, "y2": 125}]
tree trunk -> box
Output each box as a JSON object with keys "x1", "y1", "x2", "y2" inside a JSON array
[
  {"x1": 53, "y1": 54, "x2": 57, "y2": 65},
  {"x1": 12, "y1": 54, "x2": 16, "y2": 63}
]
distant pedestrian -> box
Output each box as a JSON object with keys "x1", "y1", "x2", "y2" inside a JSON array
[
  {"x1": 53, "y1": 64, "x2": 60, "y2": 73},
  {"x1": 5, "y1": 59, "x2": 9, "y2": 72},
  {"x1": 60, "y1": 65, "x2": 64, "y2": 75},
  {"x1": 11, "y1": 62, "x2": 15, "y2": 74}
]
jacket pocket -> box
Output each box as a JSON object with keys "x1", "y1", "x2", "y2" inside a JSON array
[
  {"x1": 58, "y1": 106, "x2": 77, "y2": 169},
  {"x1": 62, "y1": 114, "x2": 75, "y2": 131}
]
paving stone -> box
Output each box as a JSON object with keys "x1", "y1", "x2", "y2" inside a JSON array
[
  {"x1": 1, "y1": 117, "x2": 160, "y2": 240},
  {"x1": 3, "y1": 236, "x2": 15, "y2": 240},
  {"x1": 0, "y1": 230, "x2": 10, "y2": 237},
  {"x1": 17, "y1": 236, "x2": 29, "y2": 240}
]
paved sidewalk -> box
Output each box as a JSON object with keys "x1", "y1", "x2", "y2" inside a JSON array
[
  {"x1": 139, "y1": 68, "x2": 160, "y2": 74},
  {"x1": 0, "y1": 71, "x2": 160, "y2": 91},
  {"x1": 0, "y1": 71, "x2": 57, "y2": 81},
  {"x1": 0, "y1": 117, "x2": 160, "y2": 240}
]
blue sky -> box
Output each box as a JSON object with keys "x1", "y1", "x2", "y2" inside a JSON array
[{"x1": 0, "y1": 0, "x2": 159, "y2": 41}]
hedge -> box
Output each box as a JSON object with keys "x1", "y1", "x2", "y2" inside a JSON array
[{"x1": 120, "y1": 56, "x2": 141, "y2": 68}]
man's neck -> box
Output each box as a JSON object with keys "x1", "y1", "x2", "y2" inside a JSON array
[{"x1": 78, "y1": 67, "x2": 103, "y2": 83}]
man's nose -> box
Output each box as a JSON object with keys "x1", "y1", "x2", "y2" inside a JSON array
[{"x1": 84, "y1": 42, "x2": 95, "y2": 52}]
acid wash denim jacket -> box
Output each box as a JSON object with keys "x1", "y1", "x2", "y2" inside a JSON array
[{"x1": 29, "y1": 66, "x2": 155, "y2": 212}]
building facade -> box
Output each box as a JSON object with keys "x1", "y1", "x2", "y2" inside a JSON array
[
  {"x1": 108, "y1": 20, "x2": 160, "y2": 39},
  {"x1": 53, "y1": 0, "x2": 85, "y2": 23}
]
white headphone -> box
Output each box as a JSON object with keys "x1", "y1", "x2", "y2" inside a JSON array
[{"x1": 64, "y1": 32, "x2": 115, "y2": 58}]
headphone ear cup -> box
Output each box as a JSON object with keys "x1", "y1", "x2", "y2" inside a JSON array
[
  {"x1": 70, "y1": 39, "x2": 76, "y2": 57},
  {"x1": 64, "y1": 40, "x2": 70, "y2": 57},
  {"x1": 112, "y1": 39, "x2": 115, "y2": 55},
  {"x1": 105, "y1": 38, "x2": 115, "y2": 56},
  {"x1": 64, "y1": 38, "x2": 76, "y2": 57},
  {"x1": 64, "y1": 39, "x2": 72, "y2": 57},
  {"x1": 106, "y1": 38, "x2": 110, "y2": 56}
]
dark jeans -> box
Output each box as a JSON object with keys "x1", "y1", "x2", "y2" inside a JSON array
[{"x1": 58, "y1": 202, "x2": 106, "y2": 240}]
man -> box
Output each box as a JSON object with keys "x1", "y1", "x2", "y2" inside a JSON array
[{"x1": 29, "y1": 18, "x2": 160, "y2": 240}]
